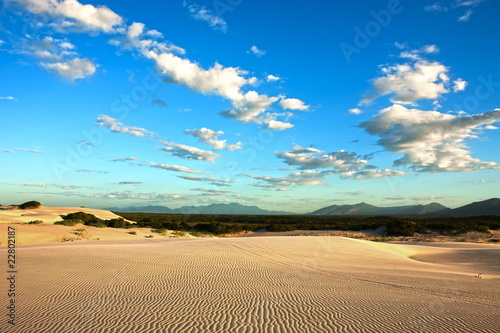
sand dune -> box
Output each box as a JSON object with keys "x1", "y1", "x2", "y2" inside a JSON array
[
  {"x1": 1, "y1": 237, "x2": 498, "y2": 332},
  {"x1": 0, "y1": 206, "x2": 125, "y2": 224}
]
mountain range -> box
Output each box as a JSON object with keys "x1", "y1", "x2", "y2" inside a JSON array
[
  {"x1": 108, "y1": 203, "x2": 294, "y2": 215},
  {"x1": 107, "y1": 198, "x2": 500, "y2": 216}
]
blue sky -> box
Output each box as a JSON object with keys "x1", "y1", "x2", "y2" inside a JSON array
[{"x1": 0, "y1": 0, "x2": 499, "y2": 213}]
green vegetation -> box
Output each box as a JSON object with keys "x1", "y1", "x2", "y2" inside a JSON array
[
  {"x1": 128, "y1": 231, "x2": 137, "y2": 235},
  {"x1": 115, "y1": 212, "x2": 499, "y2": 237},
  {"x1": 19, "y1": 201, "x2": 41, "y2": 209},
  {"x1": 55, "y1": 219, "x2": 83, "y2": 226},
  {"x1": 28, "y1": 220, "x2": 43, "y2": 224},
  {"x1": 61, "y1": 212, "x2": 132, "y2": 229}
]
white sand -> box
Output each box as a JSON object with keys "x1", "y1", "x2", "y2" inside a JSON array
[
  {"x1": 0, "y1": 206, "x2": 125, "y2": 224},
  {"x1": 0, "y1": 236, "x2": 498, "y2": 332}
]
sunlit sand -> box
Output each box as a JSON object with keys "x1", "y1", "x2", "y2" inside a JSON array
[{"x1": 1, "y1": 225, "x2": 498, "y2": 332}]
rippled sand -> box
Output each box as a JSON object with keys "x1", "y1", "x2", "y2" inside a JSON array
[{"x1": 2, "y1": 236, "x2": 498, "y2": 332}]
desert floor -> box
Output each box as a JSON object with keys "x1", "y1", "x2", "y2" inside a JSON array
[{"x1": 0, "y1": 236, "x2": 498, "y2": 333}]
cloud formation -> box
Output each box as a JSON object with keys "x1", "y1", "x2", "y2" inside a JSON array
[
  {"x1": 8, "y1": 0, "x2": 123, "y2": 32},
  {"x1": 248, "y1": 45, "x2": 265, "y2": 57},
  {"x1": 177, "y1": 175, "x2": 234, "y2": 186},
  {"x1": 183, "y1": 1, "x2": 227, "y2": 32},
  {"x1": 359, "y1": 104, "x2": 500, "y2": 172},
  {"x1": 361, "y1": 59, "x2": 450, "y2": 105},
  {"x1": 158, "y1": 141, "x2": 222, "y2": 162},
  {"x1": 41, "y1": 57, "x2": 96, "y2": 81},
  {"x1": 148, "y1": 162, "x2": 210, "y2": 174},
  {"x1": 97, "y1": 115, "x2": 155, "y2": 137},
  {"x1": 185, "y1": 127, "x2": 242, "y2": 150}
]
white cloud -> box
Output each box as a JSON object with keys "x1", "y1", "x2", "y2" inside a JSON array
[
  {"x1": 349, "y1": 108, "x2": 363, "y2": 115},
  {"x1": 112, "y1": 22, "x2": 185, "y2": 55},
  {"x1": 248, "y1": 45, "x2": 266, "y2": 57},
  {"x1": 17, "y1": 148, "x2": 48, "y2": 153},
  {"x1": 458, "y1": 8, "x2": 473, "y2": 21},
  {"x1": 158, "y1": 140, "x2": 221, "y2": 162},
  {"x1": 275, "y1": 145, "x2": 408, "y2": 179},
  {"x1": 9, "y1": 0, "x2": 123, "y2": 32},
  {"x1": 276, "y1": 145, "x2": 372, "y2": 171},
  {"x1": 119, "y1": 181, "x2": 142, "y2": 185},
  {"x1": 424, "y1": 0, "x2": 486, "y2": 22},
  {"x1": 97, "y1": 115, "x2": 155, "y2": 137},
  {"x1": 359, "y1": 104, "x2": 500, "y2": 172},
  {"x1": 183, "y1": 1, "x2": 227, "y2": 32},
  {"x1": 423, "y1": 44, "x2": 440, "y2": 54},
  {"x1": 148, "y1": 162, "x2": 210, "y2": 174},
  {"x1": 184, "y1": 127, "x2": 242, "y2": 150},
  {"x1": 279, "y1": 98, "x2": 309, "y2": 110},
  {"x1": 41, "y1": 57, "x2": 96, "y2": 81},
  {"x1": 2, "y1": 149, "x2": 13, "y2": 153},
  {"x1": 243, "y1": 171, "x2": 329, "y2": 189},
  {"x1": 177, "y1": 175, "x2": 234, "y2": 186},
  {"x1": 267, "y1": 75, "x2": 281, "y2": 82},
  {"x1": 123, "y1": 22, "x2": 303, "y2": 128},
  {"x1": 424, "y1": 2, "x2": 449, "y2": 11},
  {"x1": 340, "y1": 169, "x2": 408, "y2": 179},
  {"x1": 0, "y1": 96, "x2": 18, "y2": 101},
  {"x1": 22, "y1": 183, "x2": 81, "y2": 189},
  {"x1": 84, "y1": 191, "x2": 193, "y2": 201},
  {"x1": 22, "y1": 183, "x2": 48, "y2": 188},
  {"x1": 260, "y1": 120, "x2": 294, "y2": 131},
  {"x1": 453, "y1": 78, "x2": 468, "y2": 92},
  {"x1": 112, "y1": 157, "x2": 139, "y2": 162},
  {"x1": 361, "y1": 59, "x2": 450, "y2": 105}
]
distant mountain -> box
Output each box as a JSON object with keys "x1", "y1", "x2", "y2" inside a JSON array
[
  {"x1": 309, "y1": 202, "x2": 448, "y2": 216},
  {"x1": 109, "y1": 203, "x2": 294, "y2": 215},
  {"x1": 108, "y1": 205, "x2": 174, "y2": 214},
  {"x1": 428, "y1": 198, "x2": 500, "y2": 216}
]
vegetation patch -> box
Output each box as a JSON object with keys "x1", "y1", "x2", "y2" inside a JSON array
[{"x1": 19, "y1": 201, "x2": 41, "y2": 209}]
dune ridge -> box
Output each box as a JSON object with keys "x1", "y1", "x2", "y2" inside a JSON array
[{"x1": 1, "y1": 237, "x2": 498, "y2": 332}]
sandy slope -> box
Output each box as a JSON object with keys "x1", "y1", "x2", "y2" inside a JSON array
[
  {"x1": 0, "y1": 206, "x2": 124, "y2": 224},
  {"x1": 1, "y1": 237, "x2": 498, "y2": 332}
]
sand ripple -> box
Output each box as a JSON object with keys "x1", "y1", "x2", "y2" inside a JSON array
[{"x1": 2, "y1": 237, "x2": 499, "y2": 332}]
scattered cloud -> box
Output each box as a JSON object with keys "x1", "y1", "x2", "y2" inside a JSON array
[
  {"x1": 243, "y1": 170, "x2": 330, "y2": 189},
  {"x1": 184, "y1": 127, "x2": 242, "y2": 150},
  {"x1": 2, "y1": 149, "x2": 13, "y2": 153},
  {"x1": 112, "y1": 157, "x2": 139, "y2": 162},
  {"x1": 0, "y1": 96, "x2": 18, "y2": 101},
  {"x1": 183, "y1": 1, "x2": 227, "y2": 32},
  {"x1": 359, "y1": 104, "x2": 500, "y2": 172},
  {"x1": 97, "y1": 115, "x2": 155, "y2": 137},
  {"x1": 151, "y1": 98, "x2": 168, "y2": 107},
  {"x1": 261, "y1": 120, "x2": 294, "y2": 130},
  {"x1": 424, "y1": 2, "x2": 449, "y2": 11},
  {"x1": 148, "y1": 162, "x2": 210, "y2": 174},
  {"x1": 8, "y1": 0, "x2": 124, "y2": 32},
  {"x1": 158, "y1": 140, "x2": 222, "y2": 162},
  {"x1": 22, "y1": 183, "x2": 81, "y2": 189},
  {"x1": 266, "y1": 75, "x2": 281, "y2": 82},
  {"x1": 41, "y1": 57, "x2": 96, "y2": 81},
  {"x1": 453, "y1": 78, "x2": 468, "y2": 92},
  {"x1": 16, "y1": 148, "x2": 48, "y2": 153},
  {"x1": 77, "y1": 169, "x2": 108, "y2": 174},
  {"x1": 276, "y1": 145, "x2": 373, "y2": 171},
  {"x1": 120, "y1": 22, "x2": 304, "y2": 129},
  {"x1": 84, "y1": 191, "x2": 193, "y2": 201},
  {"x1": 279, "y1": 98, "x2": 309, "y2": 110},
  {"x1": 349, "y1": 108, "x2": 363, "y2": 115},
  {"x1": 424, "y1": 0, "x2": 486, "y2": 22},
  {"x1": 275, "y1": 145, "x2": 408, "y2": 179},
  {"x1": 119, "y1": 181, "x2": 142, "y2": 185},
  {"x1": 248, "y1": 45, "x2": 266, "y2": 57},
  {"x1": 360, "y1": 57, "x2": 450, "y2": 105},
  {"x1": 177, "y1": 175, "x2": 234, "y2": 186}
]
